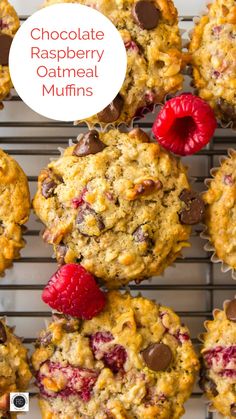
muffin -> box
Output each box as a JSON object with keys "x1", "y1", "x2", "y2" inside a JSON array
[
  {"x1": 0, "y1": 0, "x2": 20, "y2": 105},
  {"x1": 203, "y1": 150, "x2": 236, "y2": 273},
  {"x1": 33, "y1": 128, "x2": 205, "y2": 287},
  {"x1": 0, "y1": 149, "x2": 30, "y2": 275},
  {"x1": 189, "y1": 0, "x2": 236, "y2": 127},
  {"x1": 199, "y1": 297, "x2": 236, "y2": 418},
  {"x1": 0, "y1": 319, "x2": 32, "y2": 418},
  {"x1": 32, "y1": 290, "x2": 199, "y2": 419},
  {"x1": 43, "y1": 0, "x2": 184, "y2": 127}
]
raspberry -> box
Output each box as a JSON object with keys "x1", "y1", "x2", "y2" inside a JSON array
[
  {"x1": 90, "y1": 331, "x2": 127, "y2": 373},
  {"x1": 152, "y1": 94, "x2": 217, "y2": 156},
  {"x1": 71, "y1": 187, "x2": 88, "y2": 209},
  {"x1": 124, "y1": 40, "x2": 139, "y2": 52},
  {"x1": 42, "y1": 264, "x2": 106, "y2": 319},
  {"x1": 90, "y1": 331, "x2": 114, "y2": 358},
  {"x1": 103, "y1": 345, "x2": 127, "y2": 373},
  {"x1": 204, "y1": 345, "x2": 236, "y2": 377},
  {"x1": 0, "y1": 20, "x2": 8, "y2": 30},
  {"x1": 37, "y1": 361, "x2": 98, "y2": 401},
  {"x1": 174, "y1": 330, "x2": 190, "y2": 345}
]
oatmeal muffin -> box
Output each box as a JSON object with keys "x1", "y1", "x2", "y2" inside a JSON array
[
  {"x1": 0, "y1": 0, "x2": 20, "y2": 105},
  {"x1": 32, "y1": 291, "x2": 199, "y2": 419},
  {"x1": 189, "y1": 0, "x2": 236, "y2": 127},
  {"x1": 43, "y1": 0, "x2": 184, "y2": 126},
  {"x1": 33, "y1": 128, "x2": 204, "y2": 286},
  {"x1": 199, "y1": 297, "x2": 236, "y2": 418},
  {"x1": 0, "y1": 319, "x2": 32, "y2": 418},
  {"x1": 0, "y1": 149, "x2": 30, "y2": 275},
  {"x1": 203, "y1": 150, "x2": 236, "y2": 272}
]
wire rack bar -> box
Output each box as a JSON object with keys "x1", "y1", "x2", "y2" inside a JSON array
[
  {"x1": 0, "y1": 284, "x2": 235, "y2": 291},
  {"x1": 13, "y1": 256, "x2": 211, "y2": 263},
  {"x1": 0, "y1": 148, "x2": 229, "y2": 157},
  {"x1": 0, "y1": 311, "x2": 213, "y2": 317}
]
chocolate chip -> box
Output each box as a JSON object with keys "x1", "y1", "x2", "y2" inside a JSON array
[
  {"x1": 133, "y1": 226, "x2": 149, "y2": 243},
  {"x1": 41, "y1": 179, "x2": 57, "y2": 199},
  {"x1": 179, "y1": 189, "x2": 205, "y2": 225},
  {"x1": 132, "y1": 1, "x2": 160, "y2": 30},
  {"x1": 0, "y1": 321, "x2": 7, "y2": 344},
  {"x1": 97, "y1": 94, "x2": 124, "y2": 123},
  {"x1": 73, "y1": 131, "x2": 106, "y2": 157},
  {"x1": 52, "y1": 313, "x2": 79, "y2": 332},
  {"x1": 77, "y1": 206, "x2": 105, "y2": 235},
  {"x1": 142, "y1": 343, "x2": 172, "y2": 372},
  {"x1": 226, "y1": 299, "x2": 236, "y2": 322},
  {"x1": 57, "y1": 243, "x2": 68, "y2": 265},
  {"x1": 0, "y1": 34, "x2": 12, "y2": 66},
  {"x1": 133, "y1": 226, "x2": 154, "y2": 252},
  {"x1": 231, "y1": 404, "x2": 236, "y2": 417}
]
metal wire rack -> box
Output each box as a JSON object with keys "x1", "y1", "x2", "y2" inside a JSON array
[{"x1": 0, "y1": 6, "x2": 235, "y2": 419}]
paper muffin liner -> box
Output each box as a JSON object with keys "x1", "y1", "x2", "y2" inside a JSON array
[
  {"x1": 200, "y1": 148, "x2": 236, "y2": 280},
  {"x1": 187, "y1": 0, "x2": 236, "y2": 130},
  {"x1": 73, "y1": 100, "x2": 162, "y2": 133},
  {"x1": 198, "y1": 296, "x2": 236, "y2": 417}
]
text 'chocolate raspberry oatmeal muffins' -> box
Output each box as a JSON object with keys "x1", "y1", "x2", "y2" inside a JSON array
[
  {"x1": 0, "y1": 319, "x2": 32, "y2": 418},
  {"x1": 199, "y1": 297, "x2": 236, "y2": 418},
  {"x1": 43, "y1": 0, "x2": 184, "y2": 127},
  {"x1": 189, "y1": 0, "x2": 236, "y2": 127},
  {"x1": 33, "y1": 128, "x2": 205, "y2": 287},
  {"x1": 32, "y1": 291, "x2": 199, "y2": 419},
  {"x1": 203, "y1": 150, "x2": 236, "y2": 275},
  {"x1": 0, "y1": 149, "x2": 30, "y2": 275},
  {"x1": 0, "y1": 0, "x2": 20, "y2": 106}
]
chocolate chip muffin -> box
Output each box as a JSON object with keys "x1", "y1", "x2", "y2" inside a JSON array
[
  {"x1": 0, "y1": 319, "x2": 32, "y2": 418},
  {"x1": 203, "y1": 150, "x2": 236, "y2": 274},
  {"x1": 0, "y1": 0, "x2": 20, "y2": 105},
  {"x1": 43, "y1": 0, "x2": 184, "y2": 126},
  {"x1": 0, "y1": 149, "x2": 30, "y2": 275},
  {"x1": 189, "y1": 0, "x2": 236, "y2": 127},
  {"x1": 32, "y1": 291, "x2": 199, "y2": 419},
  {"x1": 33, "y1": 128, "x2": 204, "y2": 287},
  {"x1": 199, "y1": 297, "x2": 236, "y2": 418}
]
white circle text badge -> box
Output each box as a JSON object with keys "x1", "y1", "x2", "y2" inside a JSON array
[{"x1": 9, "y1": 4, "x2": 127, "y2": 121}]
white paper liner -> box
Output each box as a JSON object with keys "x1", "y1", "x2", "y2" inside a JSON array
[
  {"x1": 187, "y1": 0, "x2": 236, "y2": 130},
  {"x1": 201, "y1": 149, "x2": 236, "y2": 280},
  {"x1": 73, "y1": 101, "x2": 161, "y2": 133}
]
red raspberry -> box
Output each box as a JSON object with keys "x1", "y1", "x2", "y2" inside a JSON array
[
  {"x1": 90, "y1": 331, "x2": 114, "y2": 359},
  {"x1": 72, "y1": 187, "x2": 88, "y2": 209},
  {"x1": 37, "y1": 362, "x2": 98, "y2": 401},
  {"x1": 152, "y1": 94, "x2": 217, "y2": 156},
  {"x1": 42, "y1": 264, "x2": 106, "y2": 319},
  {"x1": 103, "y1": 345, "x2": 127, "y2": 373},
  {"x1": 90, "y1": 331, "x2": 127, "y2": 373}
]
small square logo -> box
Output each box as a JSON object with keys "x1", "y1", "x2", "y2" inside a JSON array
[{"x1": 10, "y1": 393, "x2": 29, "y2": 412}]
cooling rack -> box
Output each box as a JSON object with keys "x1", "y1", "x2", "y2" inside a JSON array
[{"x1": 0, "y1": 1, "x2": 235, "y2": 418}]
